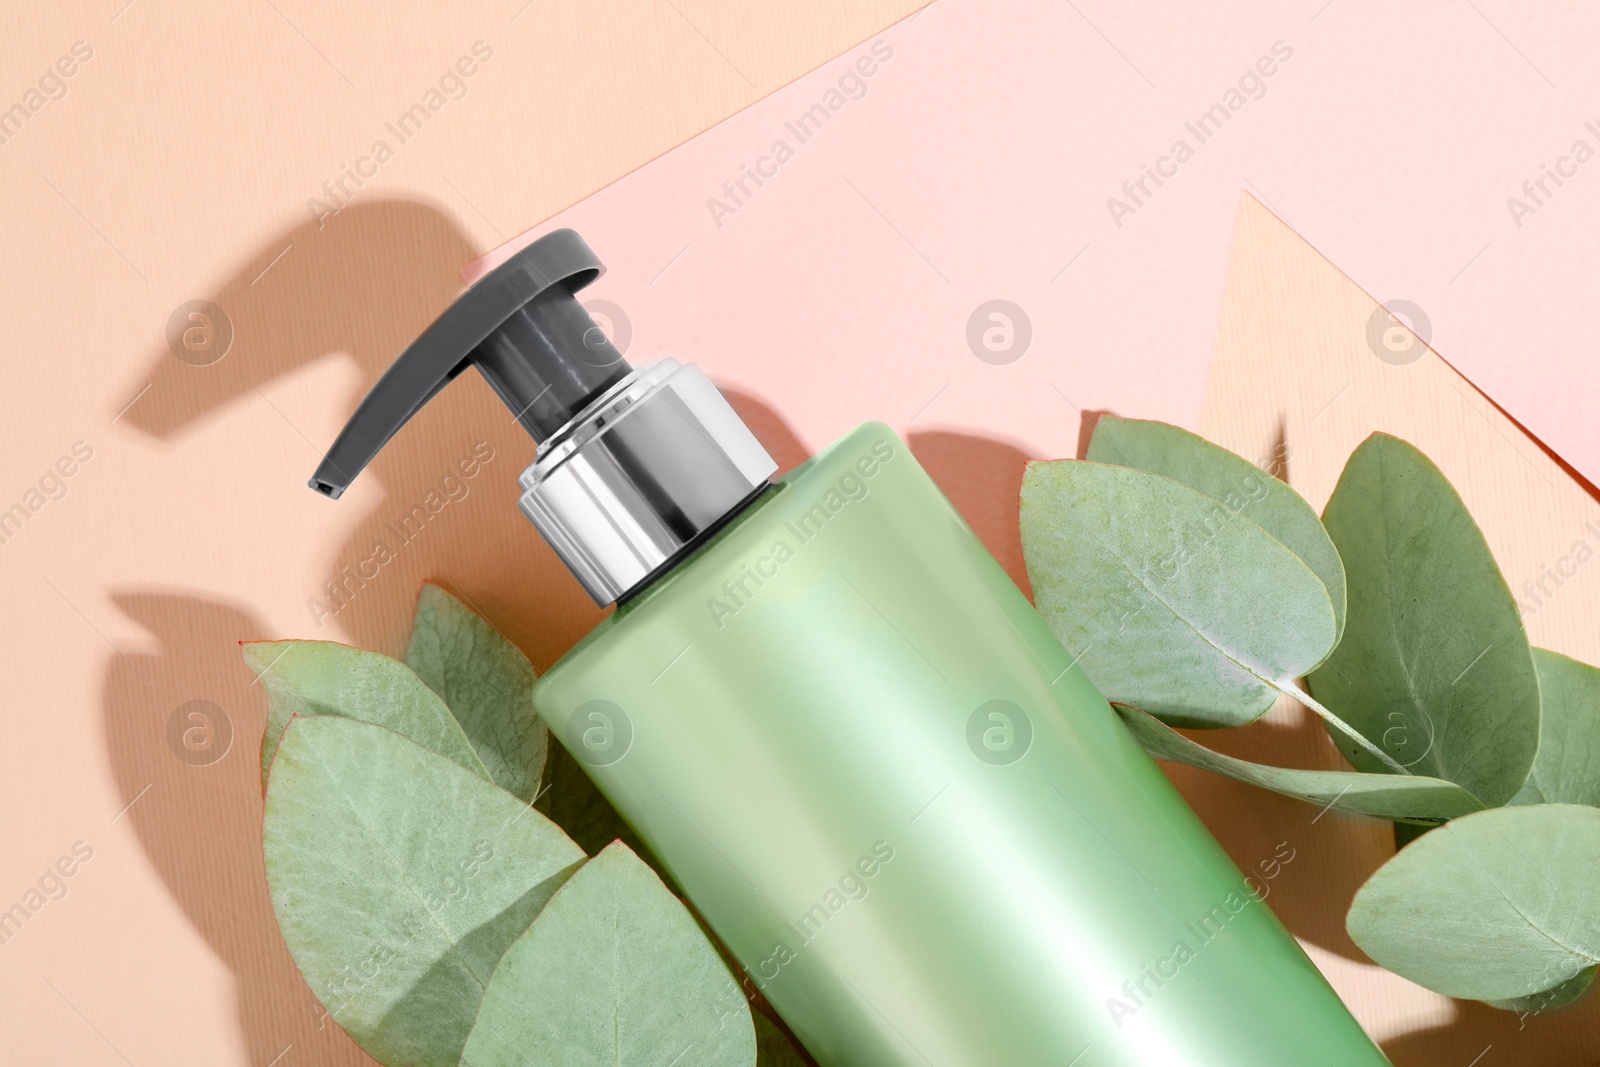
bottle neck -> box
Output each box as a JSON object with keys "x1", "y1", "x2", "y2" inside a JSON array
[{"x1": 616, "y1": 480, "x2": 778, "y2": 607}]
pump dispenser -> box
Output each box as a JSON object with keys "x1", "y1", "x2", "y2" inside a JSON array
[
  {"x1": 311, "y1": 229, "x2": 775, "y2": 603},
  {"x1": 313, "y1": 230, "x2": 1393, "y2": 1066}
]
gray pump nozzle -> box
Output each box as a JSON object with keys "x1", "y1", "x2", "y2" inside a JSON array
[
  {"x1": 309, "y1": 229, "x2": 628, "y2": 499},
  {"x1": 310, "y1": 229, "x2": 778, "y2": 606}
]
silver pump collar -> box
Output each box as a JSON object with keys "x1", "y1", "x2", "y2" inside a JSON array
[{"x1": 518, "y1": 359, "x2": 776, "y2": 605}]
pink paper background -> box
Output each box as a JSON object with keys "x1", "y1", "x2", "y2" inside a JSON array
[{"x1": 474, "y1": 0, "x2": 1600, "y2": 488}]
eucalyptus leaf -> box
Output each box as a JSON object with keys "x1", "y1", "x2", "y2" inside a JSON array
[
  {"x1": 1114, "y1": 705, "x2": 1485, "y2": 823},
  {"x1": 755, "y1": 1011, "x2": 811, "y2": 1066},
  {"x1": 1308, "y1": 433, "x2": 1539, "y2": 806},
  {"x1": 1346, "y1": 804, "x2": 1600, "y2": 1002},
  {"x1": 461, "y1": 841, "x2": 756, "y2": 1067},
  {"x1": 406, "y1": 582, "x2": 548, "y2": 804},
  {"x1": 1020, "y1": 460, "x2": 1337, "y2": 727},
  {"x1": 244, "y1": 640, "x2": 488, "y2": 789},
  {"x1": 264, "y1": 716, "x2": 585, "y2": 1066},
  {"x1": 1087, "y1": 416, "x2": 1346, "y2": 640},
  {"x1": 1511, "y1": 649, "x2": 1600, "y2": 807}
]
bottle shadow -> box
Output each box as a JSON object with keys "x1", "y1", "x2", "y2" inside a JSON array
[{"x1": 907, "y1": 429, "x2": 1033, "y2": 595}]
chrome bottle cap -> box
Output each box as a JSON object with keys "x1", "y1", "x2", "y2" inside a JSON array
[{"x1": 519, "y1": 359, "x2": 776, "y2": 605}]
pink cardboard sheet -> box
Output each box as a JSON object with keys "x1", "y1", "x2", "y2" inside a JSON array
[{"x1": 470, "y1": 0, "x2": 1600, "y2": 487}]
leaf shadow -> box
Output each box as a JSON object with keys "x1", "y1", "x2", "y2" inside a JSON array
[
  {"x1": 101, "y1": 590, "x2": 371, "y2": 1064},
  {"x1": 104, "y1": 197, "x2": 564, "y2": 1063},
  {"x1": 1381, "y1": 993, "x2": 1600, "y2": 1066},
  {"x1": 1075, "y1": 408, "x2": 1108, "y2": 461}
]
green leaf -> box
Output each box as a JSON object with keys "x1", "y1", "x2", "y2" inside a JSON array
[
  {"x1": 1087, "y1": 416, "x2": 1346, "y2": 640},
  {"x1": 263, "y1": 716, "x2": 585, "y2": 1066},
  {"x1": 244, "y1": 640, "x2": 488, "y2": 789},
  {"x1": 1484, "y1": 966, "x2": 1596, "y2": 1013},
  {"x1": 406, "y1": 582, "x2": 548, "y2": 804},
  {"x1": 462, "y1": 841, "x2": 756, "y2": 1067},
  {"x1": 754, "y1": 1011, "x2": 811, "y2": 1066},
  {"x1": 1020, "y1": 459, "x2": 1337, "y2": 727},
  {"x1": 1511, "y1": 649, "x2": 1600, "y2": 807},
  {"x1": 1308, "y1": 433, "x2": 1540, "y2": 806},
  {"x1": 1346, "y1": 804, "x2": 1600, "y2": 1002},
  {"x1": 1114, "y1": 704, "x2": 1485, "y2": 823}
]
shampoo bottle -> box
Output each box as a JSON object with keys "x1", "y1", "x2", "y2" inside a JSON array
[{"x1": 312, "y1": 230, "x2": 1392, "y2": 1066}]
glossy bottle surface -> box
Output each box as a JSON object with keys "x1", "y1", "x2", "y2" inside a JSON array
[{"x1": 533, "y1": 423, "x2": 1391, "y2": 1067}]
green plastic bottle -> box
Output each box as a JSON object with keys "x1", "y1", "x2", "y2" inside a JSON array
[{"x1": 313, "y1": 230, "x2": 1392, "y2": 1066}]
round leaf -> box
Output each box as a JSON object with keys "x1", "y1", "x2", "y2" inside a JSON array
[
  {"x1": 245, "y1": 640, "x2": 488, "y2": 788},
  {"x1": 1115, "y1": 705, "x2": 1485, "y2": 823},
  {"x1": 264, "y1": 716, "x2": 585, "y2": 1066},
  {"x1": 1308, "y1": 433, "x2": 1539, "y2": 806},
  {"x1": 1021, "y1": 459, "x2": 1338, "y2": 726},
  {"x1": 1511, "y1": 649, "x2": 1600, "y2": 807},
  {"x1": 406, "y1": 582, "x2": 548, "y2": 804},
  {"x1": 462, "y1": 841, "x2": 756, "y2": 1067},
  {"x1": 1347, "y1": 804, "x2": 1600, "y2": 1001},
  {"x1": 1087, "y1": 416, "x2": 1346, "y2": 640}
]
